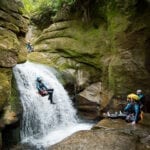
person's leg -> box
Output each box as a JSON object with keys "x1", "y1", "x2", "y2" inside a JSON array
[
  {"x1": 48, "y1": 92, "x2": 53, "y2": 103},
  {"x1": 47, "y1": 89, "x2": 55, "y2": 104}
]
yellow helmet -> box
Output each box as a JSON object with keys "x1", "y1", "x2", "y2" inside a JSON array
[{"x1": 127, "y1": 93, "x2": 140, "y2": 101}]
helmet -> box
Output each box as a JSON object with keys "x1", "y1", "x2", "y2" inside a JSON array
[
  {"x1": 136, "y1": 89, "x2": 142, "y2": 94},
  {"x1": 36, "y1": 77, "x2": 42, "y2": 82},
  {"x1": 127, "y1": 93, "x2": 139, "y2": 101}
]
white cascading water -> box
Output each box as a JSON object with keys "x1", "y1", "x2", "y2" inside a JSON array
[{"x1": 13, "y1": 61, "x2": 93, "y2": 149}]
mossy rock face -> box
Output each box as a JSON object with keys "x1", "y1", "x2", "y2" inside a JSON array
[
  {"x1": 0, "y1": 22, "x2": 27, "y2": 67},
  {"x1": 0, "y1": 69, "x2": 12, "y2": 111},
  {"x1": 0, "y1": 3, "x2": 28, "y2": 33},
  {"x1": 9, "y1": 75, "x2": 22, "y2": 115},
  {"x1": 0, "y1": 0, "x2": 23, "y2": 13},
  {"x1": 32, "y1": 14, "x2": 150, "y2": 95},
  {"x1": 29, "y1": 20, "x2": 104, "y2": 91},
  {"x1": 0, "y1": 0, "x2": 28, "y2": 65},
  {"x1": 17, "y1": 37, "x2": 28, "y2": 63},
  {"x1": 0, "y1": 28, "x2": 19, "y2": 51},
  {"x1": 0, "y1": 0, "x2": 27, "y2": 141},
  {"x1": 0, "y1": 22, "x2": 19, "y2": 33},
  {"x1": 108, "y1": 52, "x2": 150, "y2": 95},
  {"x1": 0, "y1": 0, "x2": 29, "y2": 65},
  {"x1": 32, "y1": 20, "x2": 108, "y2": 69},
  {"x1": 0, "y1": 50, "x2": 17, "y2": 67},
  {"x1": 30, "y1": 0, "x2": 150, "y2": 113}
]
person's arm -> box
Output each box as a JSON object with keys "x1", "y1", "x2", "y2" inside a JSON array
[{"x1": 124, "y1": 103, "x2": 132, "y2": 112}]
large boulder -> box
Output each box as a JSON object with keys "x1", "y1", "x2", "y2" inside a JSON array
[
  {"x1": 50, "y1": 130, "x2": 138, "y2": 150},
  {"x1": 49, "y1": 114, "x2": 150, "y2": 150},
  {"x1": 76, "y1": 82, "x2": 101, "y2": 120}
]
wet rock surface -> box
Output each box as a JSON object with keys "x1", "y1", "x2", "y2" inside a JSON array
[{"x1": 49, "y1": 113, "x2": 150, "y2": 150}]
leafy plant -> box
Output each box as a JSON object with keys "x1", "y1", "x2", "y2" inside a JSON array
[{"x1": 22, "y1": 0, "x2": 75, "y2": 14}]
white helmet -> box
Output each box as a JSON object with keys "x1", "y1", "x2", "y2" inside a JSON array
[{"x1": 136, "y1": 89, "x2": 142, "y2": 94}]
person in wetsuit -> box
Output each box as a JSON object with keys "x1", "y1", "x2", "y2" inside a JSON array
[
  {"x1": 36, "y1": 77, "x2": 55, "y2": 104},
  {"x1": 124, "y1": 93, "x2": 141, "y2": 125}
]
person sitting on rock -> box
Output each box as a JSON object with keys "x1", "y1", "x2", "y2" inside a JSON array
[
  {"x1": 124, "y1": 93, "x2": 141, "y2": 125},
  {"x1": 136, "y1": 89, "x2": 145, "y2": 110},
  {"x1": 136, "y1": 89, "x2": 145, "y2": 120},
  {"x1": 36, "y1": 77, "x2": 55, "y2": 104}
]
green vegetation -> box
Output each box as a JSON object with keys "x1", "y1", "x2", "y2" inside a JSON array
[
  {"x1": 9, "y1": 75, "x2": 21, "y2": 113},
  {"x1": 22, "y1": 0, "x2": 75, "y2": 29},
  {"x1": 22, "y1": 0, "x2": 75, "y2": 14}
]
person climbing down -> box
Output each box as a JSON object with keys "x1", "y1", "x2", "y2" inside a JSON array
[
  {"x1": 26, "y1": 41, "x2": 34, "y2": 53},
  {"x1": 124, "y1": 93, "x2": 141, "y2": 125},
  {"x1": 36, "y1": 77, "x2": 55, "y2": 104}
]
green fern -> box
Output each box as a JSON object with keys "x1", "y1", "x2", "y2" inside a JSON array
[{"x1": 22, "y1": 0, "x2": 75, "y2": 14}]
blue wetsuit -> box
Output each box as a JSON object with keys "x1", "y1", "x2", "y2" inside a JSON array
[{"x1": 124, "y1": 102, "x2": 141, "y2": 123}]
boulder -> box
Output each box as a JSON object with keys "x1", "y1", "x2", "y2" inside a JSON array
[
  {"x1": 78, "y1": 82, "x2": 101, "y2": 104},
  {"x1": 76, "y1": 82, "x2": 101, "y2": 120},
  {"x1": 49, "y1": 114, "x2": 150, "y2": 150}
]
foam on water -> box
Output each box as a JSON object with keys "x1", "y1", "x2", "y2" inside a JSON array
[{"x1": 13, "y1": 61, "x2": 93, "y2": 148}]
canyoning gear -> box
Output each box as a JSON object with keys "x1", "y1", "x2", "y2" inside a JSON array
[
  {"x1": 136, "y1": 89, "x2": 145, "y2": 113},
  {"x1": 124, "y1": 102, "x2": 141, "y2": 123},
  {"x1": 105, "y1": 111, "x2": 126, "y2": 119},
  {"x1": 136, "y1": 89, "x2": 142, "y2": 94},
  {"x1": 39, "y1": 90, "x2": 48, "y2": 96},
  {"x1": 127, "y1": 93, "x2": 140, "y2": 101},
  {"x1": 36, "y1": 79, "x2": 55, "y2": 104}
]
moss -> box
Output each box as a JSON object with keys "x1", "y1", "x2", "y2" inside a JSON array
[
  {"x1": 33, "y1": 20, "x2": 109, "y2": 71},
  {"x1": 9, "y1": 75, "x2": 21, "y2": 113},
  {"x1": 0, "y1": 69, "x2": 12, "y2": 111},
  {"x1": 0, "y1": 29, "x2": 19, "y2": 51},
  {"x1": 30, "y1": 0, "x2": 150, "y2": 96},
  {"x1": 0, "y1": 22, "x2": 19, "y2": 33},
  {"x1": 108, "y1": 62, "x2": 116, "y2": 92}
]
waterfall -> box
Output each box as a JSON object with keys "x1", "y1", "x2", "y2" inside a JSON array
[{"x1": 13, "y1": 61, "x2": 92, "y2": 148}]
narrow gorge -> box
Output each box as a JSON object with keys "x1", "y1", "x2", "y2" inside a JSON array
[{"x1": 0, "y1": 0, "x2": 150, "y2": 149}]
